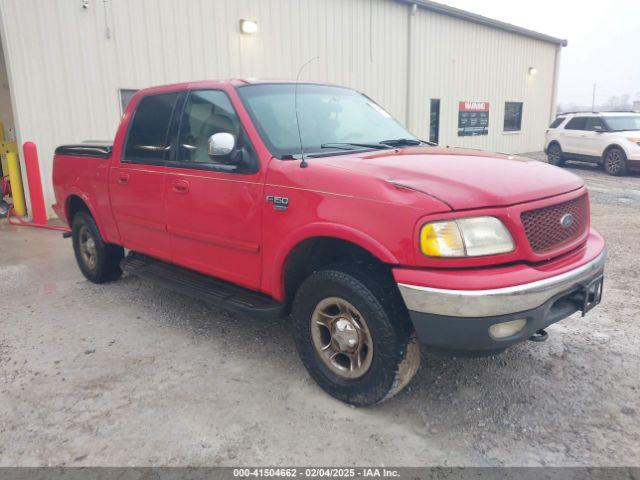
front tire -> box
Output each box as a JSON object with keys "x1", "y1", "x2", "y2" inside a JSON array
[
  {"x1": 72, "y1": 211, "x2": 124, "y2": 283},
  {"x1": 546, "y1": 142, "x2": 565, "y2": 166},
  {"x1": 603, "y1": 147, "x2": 628, "y2": 176},
  {"x1": 291, "y1": 263, "x2": 420, "y2": 406}
]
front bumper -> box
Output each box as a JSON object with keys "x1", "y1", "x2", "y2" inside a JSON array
[{"x1": 396, "y1": 244, "x2": 606, "y2": 354}]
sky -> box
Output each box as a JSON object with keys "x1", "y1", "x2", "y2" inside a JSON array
[{"x1": 439, "y1": 0, "x2": 640, "y2": 107}]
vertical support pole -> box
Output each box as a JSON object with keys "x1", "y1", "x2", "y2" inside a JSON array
[
  {"x1": 23, "y1": 141, "x2": 47, "y2": 225},
  {"x1": 405, "y1": 3, "x2": 418, "y2": 130},
  {"x1": 549, "y1": 44, "x2": 562, "y2": 123},
  {"x1": 6, "y1": 151, "x2": 26, "y2": 216}
]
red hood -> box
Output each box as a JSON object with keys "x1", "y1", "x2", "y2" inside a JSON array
[{"x1": 316, "y1": 147, "x2": 584, "y2": 210}]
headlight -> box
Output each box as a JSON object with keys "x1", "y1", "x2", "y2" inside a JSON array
[{"x1": 420, "y1": 216, "x2": 515, "y2": 257}]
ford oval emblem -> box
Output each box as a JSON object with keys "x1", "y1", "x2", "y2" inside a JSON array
[{"x1": 560, "y1": 213, "x2": 575, "y2": 229}]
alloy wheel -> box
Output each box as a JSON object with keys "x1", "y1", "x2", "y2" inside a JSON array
[
  {"x1": 606, "y1": 150, "x2": 623, "y2": 174},
  {"x1": 310, "y1": 297, "x2": 374, "y2": 379},
  {"x1": 548, "y1": 145, "x2": 561, "y2": 163},
  {"x1": 78, "y1": 225, "x2": 98, "y2": 269}
]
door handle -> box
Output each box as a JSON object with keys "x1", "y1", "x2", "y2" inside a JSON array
[
  {"x1": 172, "y1": 179, "x2": 190, "y2": 194},
  {"x1": 117, "y1": 173, "x2": 130, "y2": 185}
]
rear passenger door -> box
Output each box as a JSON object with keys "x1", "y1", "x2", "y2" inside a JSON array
[
  {"x1": 164, "y1": 89, "x2": 264, "y2": 290},
  {"x1": 109, "y1": 91, "x2": 181, "y2": 261},
  {"x1": 561, "y1": 116, "x2": 588, "y2": 155}
]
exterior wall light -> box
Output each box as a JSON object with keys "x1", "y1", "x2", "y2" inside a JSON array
[
  {"x1": 240, "y1": 19, "x2": 258, "y2": 35},
  {"x1": 528, "y1": 67, "x2": 538, "y2": 76}
]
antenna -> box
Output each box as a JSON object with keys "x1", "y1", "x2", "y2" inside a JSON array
[{"x1": 294, "y1": 56, "x2": 319, "y2": 168}]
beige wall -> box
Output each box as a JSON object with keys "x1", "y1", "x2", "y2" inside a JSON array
[
  {"x1": 0, "y1": 37, "x2": 14, "y2": 141},
  {"x1": 0, "y1": 0, "x2": 560, "y2": 216}
]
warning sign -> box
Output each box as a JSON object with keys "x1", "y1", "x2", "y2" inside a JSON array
[{"x1": 458, "y1": 101, "x2": 489, "y2": 137}]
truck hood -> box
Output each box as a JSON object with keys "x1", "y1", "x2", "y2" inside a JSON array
[{"x1": 318, "y1": 147, "x2": 584, "y2": 210}]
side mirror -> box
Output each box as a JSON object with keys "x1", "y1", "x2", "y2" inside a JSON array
[
  {"x1": 208, "y1": 132, "x2": 236, "y2": 156},
  {"x1": 593, "y1": 125, "x2": 605, "y2": 133}
]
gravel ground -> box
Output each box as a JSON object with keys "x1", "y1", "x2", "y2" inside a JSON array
[{"x1": 1, "y1": 154, "x2": 639, "y2": 467}]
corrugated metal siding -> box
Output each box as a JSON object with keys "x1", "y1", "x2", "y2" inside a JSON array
[
  {"x1": 0, "y1": 0, "x2": 558, "y2": 215},
  {"x1": 407, "y1": 8, "x2": 559, "y2": 153}
]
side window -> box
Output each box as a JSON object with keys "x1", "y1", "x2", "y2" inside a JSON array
[
  {"x1": 564, "y1": 117, "x2": 588, "y2": 130},
  {"x1": 176, "y1": 90, "x2": 257, "y2": 173},
  {"x1": 503, "y1": 102, "x2": 523, "y2": 132},
  {"x1": 123, "y1": 92, "x2": 179, "y2": 163},
  {"x1": 585, "y1": 117, "x2": 605, "y2": 131},
  {"x1": 549, "y1": 117, "x2": 565, "y2": 129}
]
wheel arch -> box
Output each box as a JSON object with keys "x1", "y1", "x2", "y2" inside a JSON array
[
  {"x1": 602, "y1": 143, "x2": 627, "y2": 161},
  {"x1": 65, "y1": 193, "x2": 106, "y2": 238},
  {"x1": 269, "y1": 224, "x2": 400, "y2": 303}
]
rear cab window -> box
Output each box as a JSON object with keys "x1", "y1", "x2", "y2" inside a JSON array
[{"x1": 549, "y1": 117, "x2": 566, "y2": 129}]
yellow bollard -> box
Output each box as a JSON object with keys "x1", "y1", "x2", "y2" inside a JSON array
[
  {"x1": 0, "y1": 154, "x2": 7, "y2": 179},
  {"x1": 7, "y1": 151, "x2": 26, "y2": 216}
]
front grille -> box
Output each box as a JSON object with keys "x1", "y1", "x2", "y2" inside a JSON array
[{"x1": 521, "y1": 195, "x2": 588, "y2": 253}]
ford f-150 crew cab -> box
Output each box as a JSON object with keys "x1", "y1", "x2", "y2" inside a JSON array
[{"x1": 53, "y1": 80, "x2": 606, "y2": 406}]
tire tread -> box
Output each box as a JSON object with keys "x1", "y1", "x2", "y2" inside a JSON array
[{"x1": 291, "y1": 262, "x2": 419, "y2": 406}]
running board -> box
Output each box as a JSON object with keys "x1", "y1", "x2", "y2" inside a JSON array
[{"x1": 121, "y1": 253, "x2": 286, "y2": 319}]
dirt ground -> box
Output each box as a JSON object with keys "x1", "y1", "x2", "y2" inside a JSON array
[{"x1": 1, "y1": 154, "x2": 639, "y2": 467}]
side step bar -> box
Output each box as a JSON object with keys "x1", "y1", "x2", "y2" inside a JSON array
[{"x1": 121, "y1": 252, "x2": 286, "y2": 319}]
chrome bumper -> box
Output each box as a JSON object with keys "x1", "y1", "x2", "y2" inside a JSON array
[{"x1": 398, "y1": 250, "x2": 606, "y2": 318}]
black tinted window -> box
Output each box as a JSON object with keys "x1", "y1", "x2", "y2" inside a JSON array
[
  {"x1": 565, "y1": 117, "x2": 588, "y2": 130},
  {"x1": 124, "y1": 92, "x2": 179, "y2": 163},
  {"x1": 549, "y1": 117, "x2": 565, "y2": 128},
  {"x1": 503, "y1": 102, "x2": 523, "y2": 131}
]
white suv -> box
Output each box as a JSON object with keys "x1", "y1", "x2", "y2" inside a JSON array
[{"x1": 544, "y1": 111, "x2": 640, "y2": 176}]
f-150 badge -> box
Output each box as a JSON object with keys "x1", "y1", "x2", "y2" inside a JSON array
[{"x1": 266, "y1": 195, "x2": 289, "y2": 211}]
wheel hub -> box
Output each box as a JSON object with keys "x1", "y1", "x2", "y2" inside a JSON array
[
  {"x1": 310, "y1": 297, "x2": 374, "y2": 379},
  {"x1": 332, "y1": 318, "x2": 359, "y2": 352}
]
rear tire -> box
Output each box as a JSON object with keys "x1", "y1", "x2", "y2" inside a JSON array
[
  {"x1": 603, "y1": 147, "x2": 628, "y2": 176},
  {"x1": 546, "y1": 143, "x2": 565, "y2": 166},
  {"x1": 72, "y1": 211, "x2": 124, "y2": 283},
  {"x1": 291, "y1": 263, "x2": 420, "y2": 406}
]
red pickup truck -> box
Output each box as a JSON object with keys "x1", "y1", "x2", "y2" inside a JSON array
[{"x1": 53, "y1": 80, "x2": 606, "y2": 406}]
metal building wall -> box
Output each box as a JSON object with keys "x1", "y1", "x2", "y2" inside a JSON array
[
  {"x1": 407, "y1": 6, "x2": 560, "y2": 153},
  {"x1": 0, "y1": 0, "x2": 559, "y2": 216}
]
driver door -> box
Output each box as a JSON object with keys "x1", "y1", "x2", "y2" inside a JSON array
[{"x1": 164, "y1": 89, "x2": 264, "y2": 290}]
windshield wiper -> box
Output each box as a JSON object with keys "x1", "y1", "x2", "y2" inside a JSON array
[
  {"x1": 320, "y1": 142, "x2": 393, "y2": 150},
  {"x1": 380, "y1": 138, "x2": 436, "y2": 147}
]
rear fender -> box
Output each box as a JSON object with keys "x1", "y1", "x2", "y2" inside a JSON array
[{"x1": 65, "y1": 189, "x2": 109, "y2": 241}]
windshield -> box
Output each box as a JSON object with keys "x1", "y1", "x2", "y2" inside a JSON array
[
  {"x1": 237, "y1": 83, "x2": 416, "y2": 157},
  {"x1": 604, "y1": 115, "x2": 640, "y2": 131}
]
